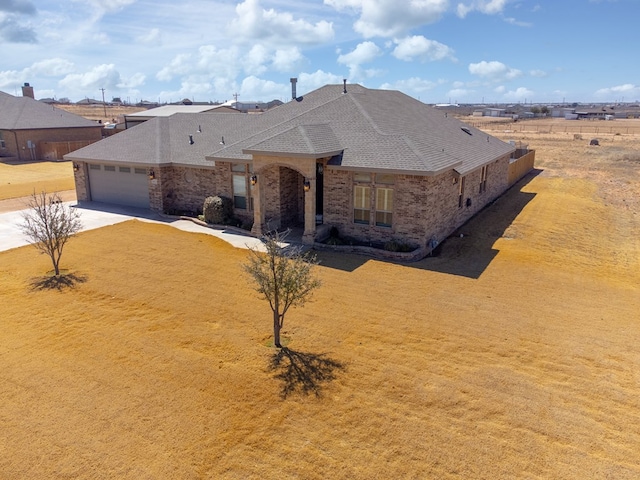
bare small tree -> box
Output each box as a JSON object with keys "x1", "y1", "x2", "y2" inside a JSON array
[
  {"x1": 20, "y1": 191, "x2": 82, "y2": 276},
  {"x1": 243, "y1": 230, "x2": 321, "y2": 348}
]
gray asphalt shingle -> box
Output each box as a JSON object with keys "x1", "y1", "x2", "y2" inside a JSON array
[
  {"x1": 66, "y1": 84, "x2": 515, "y2": 175},
  {"x1": 0, "y1": 91, "x2": 101, "y2": 130}
]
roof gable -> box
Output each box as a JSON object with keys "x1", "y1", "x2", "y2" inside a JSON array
[{"x1": 0, "y1": 91, "x2": 100, "y2": 130}]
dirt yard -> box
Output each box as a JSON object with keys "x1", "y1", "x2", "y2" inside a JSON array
[
  {"x1": 54, "y1": 104, "x2": 147, "y2": 125},
  {"x1": 0, "y1": 160, "x2": 76, "y2": 203},
  {"x1": 0, "y1": 120, "x2": 639, "y2": 478}
]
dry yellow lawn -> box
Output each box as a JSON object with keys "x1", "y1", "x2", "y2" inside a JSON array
[
  {"x1": 0, "y1": 160, "x2": 76, "y2": 200},
  {"x1": 1, "y1": 122, "x2": 639, "y2": 478}
]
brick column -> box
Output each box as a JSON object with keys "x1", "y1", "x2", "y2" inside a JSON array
[
  {"x1": 251, "y1": 173, "x2": 265, "y2": 237},
  {"x1": 302, "y1": 177, "x2": 316, "y2": 244}
]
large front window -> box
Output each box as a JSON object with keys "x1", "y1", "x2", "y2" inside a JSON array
[
  {"x1": 353, "y1": 173, "x2": 394, "y2": 227},
  {"x1": 232, "y1": 163, "x2": 250, "y2": 210}
]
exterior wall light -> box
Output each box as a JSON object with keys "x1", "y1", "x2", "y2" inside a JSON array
[
  {"x1": 303, "y1": 180, "x2": 311, "y2": 192},
  {"x1": 250, "y1": 175, "x2": 257, "y2": 186},
  {"x1": 73, "y1": 163, "x2": 80, "y2": 172},
  {"x1": 148, "y1": 170, "x2": 155, "y2": 180}
]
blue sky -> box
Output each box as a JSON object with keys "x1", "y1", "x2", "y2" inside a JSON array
[{"x1": 0, "y1": 0, "x2": 637, "y2": 104}]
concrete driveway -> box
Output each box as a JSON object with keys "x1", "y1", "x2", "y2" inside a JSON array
[{"x1": 0, "y1": 201, "x2": 267, "y2": 253}]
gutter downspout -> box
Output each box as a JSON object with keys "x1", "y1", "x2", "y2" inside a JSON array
[{"x1": 13, "y1": 131, "x2": 21, "y2": 161}]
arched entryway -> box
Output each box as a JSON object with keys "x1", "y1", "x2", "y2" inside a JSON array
[
  {"x1": 250, "y1": 156, "x2": 318, "y2": 244},
  {"x1": 261, "y1": 164, "x2": 305, "y2": 232}
]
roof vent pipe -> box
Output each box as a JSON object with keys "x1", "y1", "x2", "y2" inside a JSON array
[
  {"x1": 290, "y1": 77, "x2": 297, "y2": 100},
  {"x1": 343, "y1": 79, "x2": 347, "y2": 94},
  {"x1": 189, "y1": 135, "x2": 194, "y2": 145}
]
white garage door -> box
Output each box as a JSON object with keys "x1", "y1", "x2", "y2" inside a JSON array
[{"x1": 88, "y1": 164, "x2": 150, "y2": 208}]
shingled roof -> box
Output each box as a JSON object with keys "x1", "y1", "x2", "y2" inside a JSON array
[
  {"x1": 0, "y1": 91, "x2": 101, "y2": 130},
  {"x1": 67, "y1": 84, "x2": 514, "y2": 175}
]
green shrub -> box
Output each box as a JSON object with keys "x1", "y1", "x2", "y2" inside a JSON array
[
  {"x1": 383, "y1": 239, "x2": 415, "y2": 252},
  {"x1": 203, "y1": 196, "x2": 232, "y2": 224}
]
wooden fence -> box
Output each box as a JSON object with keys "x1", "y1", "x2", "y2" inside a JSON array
[
  {"x1": 508, "y1": 150, "x2": 536, "y2": 187},
  {"x1": 39, "y1": 140, "x2": 99, "y2": 161},
  {"x1": 465, "y1": 119, "x2": 640, "y2": 135}
]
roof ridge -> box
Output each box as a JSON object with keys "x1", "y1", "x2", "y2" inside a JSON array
[
  {"x1": 215, "y1": 87, "x2": 350, "y2": 155},
  {"x1": 345, "y1": 91, "x2": 384, "y2": 135}
]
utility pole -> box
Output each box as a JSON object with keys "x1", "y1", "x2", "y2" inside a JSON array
[{"x1": 100, "y1": 88, "x2": 107, "y2": 119}]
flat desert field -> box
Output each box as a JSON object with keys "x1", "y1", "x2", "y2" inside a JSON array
[
  {"x1": 54, "y1": 104, "x2": 147, "y2": 125},
  {"x1": 0, "y1": 120, "x2": 639, "y2": 478},
  {"x1": 0, "y1": 160, "x2": 76, "y2": 202}
]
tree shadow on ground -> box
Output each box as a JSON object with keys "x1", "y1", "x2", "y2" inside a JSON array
[
  {"x1": 405, "y1": 169, "x2": 542, "y2": 279},
  {"x1": 269, "y1": 347, "x2": 346, "y2": 399},
  {"x1": 30, "y1": 273, "x2": 87, "y2": 291}
]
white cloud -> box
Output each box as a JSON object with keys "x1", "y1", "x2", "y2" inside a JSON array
[
  {"x1": 119, "y1": 72, "x2": 145, "y2": 89},
  {"x1": 136, "y1": 28, "x2": 161, "y2": 45},
  {"x1": 529, "y1": 69, "x2": 547, "y2": 78},
  {"x1": 59, "y1": 64, "x2": 123, "y2": 92},
  {"x1": 244, "y1": 45, "x2": 305, "y2": 75},
  {"x1": 240, "y1": 76, "x2": 288, "y2": 101},
  {"x1": 29, "y1": 58, "x2": 75, "y2": 77},
  {"x1": 298, "y1": 70, "x2": 344, "y2": 93},
  {"x1": 595, "y1": 83, "x2": 640, "y2": 98},
  {"x1": 469, "y1": 60, "x2": 522, "y2": 81},
  {"x1": 447, "y1": 88, "x2": 474, "y2": 101},
  {"x1": 157, "y1": 46, "x2": 241, "y2": 84},
  {"x1": 504, "y1": 17, "x2": 531, "y2": 27},
  {"x1": 337, "y1": 41, "x2": 383, "y2": 82},
  {"x1": 494, "y1": 85, "x2": 505, "y2": 93},
  {"x1": 502, "y1": 86, "x2": 533, "y2": 101},
  {"x1": 380, "y1": 77, "x2": 440, "y2": 93},
  {"x1": 246, "y1": 44, "x2": 271, "y2": 75},
  {"x1": 272, "y1": 47, "x2": 305, "y2": 72},
  {"x1": 92, "y1": 32, "x2": 110, "y2": 44},
  {"x1": 230, "y1": 0, "x2": 334, "y2": 46},
  {"x1": 392, "y1": 36, "x2": 456, "y2": 62},
  {"x1": 456, "y1": 0, "x2": 509, "y2": 18},
  {"x1": 324, "y1": 0, "x2": 448, "y2": 38},
  {"x1": 338, "y1": 41, "x2": 382, "y2": 66}
]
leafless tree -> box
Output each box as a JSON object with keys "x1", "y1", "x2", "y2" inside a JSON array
[
  {"x1": 20, "y1": 191, "x2": 82, "y2": 276},
  {"x1": 243, "y1": 230, "x2": 321, "y2": 348}
]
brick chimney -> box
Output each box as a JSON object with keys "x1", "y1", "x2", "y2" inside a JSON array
[{"x1": 22, "y1": 82, "x2": 34, "y2": 99}]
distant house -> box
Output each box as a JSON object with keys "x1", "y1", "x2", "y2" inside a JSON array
[
  {"x1": 67, "y1": 84, "x2": 528, "y2": 254},
  {"x1": 76, "y1": 98, "x2": 103, "y2": 105},
  {"x1": 483, "y1": 108, "x2": 506, "y2": 117},
  {"x1": 124, "y1": 104, "x2": 241, "y2": 129},
  {"x1": 0, "y1": 88, "x2": 103, "y2": 161}
]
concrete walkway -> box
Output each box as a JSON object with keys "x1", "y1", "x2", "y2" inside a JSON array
[{"x1": 0, "y1": 200, "x2": 268, "y2": 253}]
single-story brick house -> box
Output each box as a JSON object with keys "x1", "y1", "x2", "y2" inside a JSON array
[
  {"x1": 66, "y1": 83, "x2": 519, "y2": 250},
  {"x1": 0, "y1": 87, "x2": 103, "y2": 161}
]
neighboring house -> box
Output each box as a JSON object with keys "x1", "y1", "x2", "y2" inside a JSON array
[
  {"x1": 67, "y1": 83, "x2": 524, "y2": 251},
  {"x1": 124, "y1": 104, "x2": 240, "y2": 129},
  {"x1": 0, "y1": 90, "x2": 103, "y2": 161}
]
